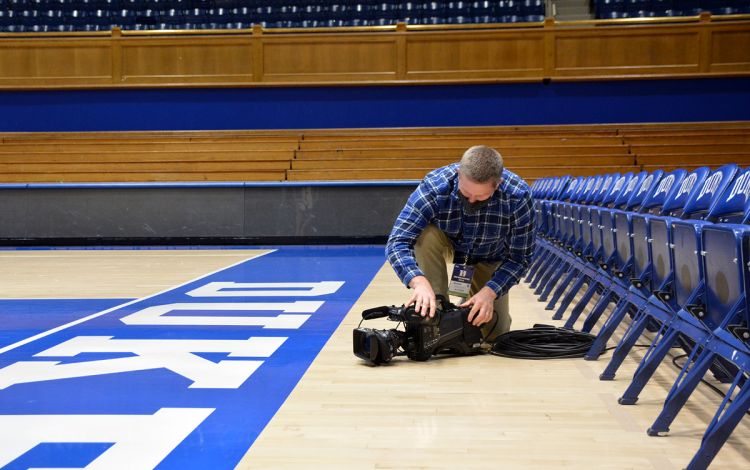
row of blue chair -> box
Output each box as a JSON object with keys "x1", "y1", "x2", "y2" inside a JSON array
[
  {"x1": 593, "y1": 0, "x2": 750, "y2": 19},
  {"x1": 527, "y1": 164, "x2": 750, "y2": 469},
  {"x1": 0, "y1": 1, "x2": 546, "y2": 32}
]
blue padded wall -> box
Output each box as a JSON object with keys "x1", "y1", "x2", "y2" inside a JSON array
[{"x1": 1, "y1": 77, "x2": 749, "y2": 132}]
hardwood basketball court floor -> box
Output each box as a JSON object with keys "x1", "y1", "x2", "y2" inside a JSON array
[{"x1": 0, "y1": 247, "x2": 747, "y2": 469}]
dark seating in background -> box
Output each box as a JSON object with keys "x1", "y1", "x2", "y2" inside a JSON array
[
  {"x1": 594, "y1": 0, "x2": 750, "y2": 19},
  {"x1": 0, "y1": 0, "x2": 548, "y2": 32}
]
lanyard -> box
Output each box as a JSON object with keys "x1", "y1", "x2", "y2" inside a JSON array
[{"x1": 457, "y1": 208, "x2": 479, "y2": 265}]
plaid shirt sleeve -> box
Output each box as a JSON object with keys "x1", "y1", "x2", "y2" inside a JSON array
[
  {"x1": 385, "y1": 180, "x2": 437, "y2": 287},
  {"x1": 484, "y1": 191, "x2": 536, "y2": 297}
]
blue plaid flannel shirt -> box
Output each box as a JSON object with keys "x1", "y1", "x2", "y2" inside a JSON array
[{"x1": 386, "y1": 163, "x2": 536, "y2": 297}]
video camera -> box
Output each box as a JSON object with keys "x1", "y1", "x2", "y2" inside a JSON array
[{"x1": 353, "y1": 295, "x2": 484, "y2": 365}]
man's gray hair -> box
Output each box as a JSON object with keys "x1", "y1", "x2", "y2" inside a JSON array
[{"x1": 459, "y1": 145, "x2": 504, "y2": 184}]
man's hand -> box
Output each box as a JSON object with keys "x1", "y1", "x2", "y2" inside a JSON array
[
  {"x1": 407, "y1": 276, "x2": 437, "y2": 318},
  {"x1": 461, "y1": 286, "x2": 497, "y2": 326}
]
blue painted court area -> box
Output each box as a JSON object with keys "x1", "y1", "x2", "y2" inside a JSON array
[
  {"x1": 0, "y1": 246, "x2": 386, "y2": 469},
  {"x1": 0, "y1": 299, "x2": 131, "y2": 349}
]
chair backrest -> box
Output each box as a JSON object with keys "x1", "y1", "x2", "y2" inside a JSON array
[
  {"x1": 534, "y1": 178, "x2": 549, "y2": 198},
  {"x1": 593, "y1": 173, "x2": 619, "y2": 206},
  {"x1": 543, "y1": 178, "x2": 559, "y2": 199},
  {"x1": 530, "y1": 178, "x2": 542, "y2": 197},
  {"x1": 671, "y1": 166, "x2": 742, "y2": 310},
  {"x1": 584, "y1": 175, "x2": 605, "y2": 204},
  {"x1": 625, "y1": 169, "x2": 664, "y2": 211},
  {"x1": 550, "y1": 176, "x2": 571, "y2": 200},
  {"x1": 682, "y1": 164, "x2": 739, "y2": 220},
  {"x1": 574, "y1": 176, "x2": 595, "y2": 203},
  {"x1": 707, "y1": 166, "x2": 750, "y2": 224},
  {"x1": 638, "y1": 169, "x2": 687, "y2": 214},
  {"x1": 578, "y1": 176, "x2": 598, "y2": 204},
  {"x1": 601, "y1": 172, "x2": 630, "y2": 207},
  {"x1": 541, "y1": 178, "x2": 556, "y2": 199},
  {"x1": 613, "y1": 171, "x2": 647, "y2": 208},
  {"x1": 660, "y1": 166, "x2": 711, "y2": 217},
  {"x1": 701, "y1": 226, "x2": 744, "y2": 330},
  {"x1": 562, "y1": 176, "x2": 585, "y2": 202}
]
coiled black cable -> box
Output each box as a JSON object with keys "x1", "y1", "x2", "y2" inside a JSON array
[{"x1": 490, "y1": 324, "x2": 597, "y2": 359}]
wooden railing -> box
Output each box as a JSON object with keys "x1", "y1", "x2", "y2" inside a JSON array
[
  {"x1": 0, "y1": 13, "x2": 748, "y2": 89},
  {"x1": 1, "y1": 122, "x2": 749, "y2": 184}
]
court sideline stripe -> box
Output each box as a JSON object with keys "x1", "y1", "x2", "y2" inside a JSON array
[{"x1": 0, "y1": 250, "x2": 275, "y2": 355}]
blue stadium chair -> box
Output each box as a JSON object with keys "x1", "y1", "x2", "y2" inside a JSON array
[
  {"x1": 598, "y1": 166, "x2": 731, "y2": 380},
  {"x1": 401, "y1": 1, "x2": 421, "y2": 23},
  {"x1": 558, "y1": 172, "x2": 664, "y2": 330},
  {"x1": 0, "y1": 10, "x2": 18, "y2": 32},
  {"x1": 444, "y1": 1, "x2": 471, "y2": 23},
  {"x1": 610, "y1": 167, "x2": 750, "y2": 470},
  {"x1": 419, "y1": 1, "x2": 447, "y2": 25},
  {"x1": 495, "y1": 0, "x2": 521, "y2": 22},
  {"x1": 230, "y1": 5, "x2": 254, "y2": 26},
  {"x1": 39, "y1": 8, "x2": 66, "y2": 30},
  {"x1": 653, "y1": 223, "x2": 750, "y2": 469},
  {"x1": 648, "y1": 0, "x2": 676, "y2": 16},
  {"x1": 19, "y1": 8, "x2": 42, "y2": 31},
  {"x1": 112, "y1": 8, "x2": 137, "y2": 29},
  {"x1": 674, "y1": 0, "x2": 703, "y2": 15},
  {"x1": 528, "y1": 176, "x2": 596, "y2": 286},
  {"x1": 87, "y1": 8, "x2": 111, "y2": 30},
  {"x1": 641, "y1": 167, "x2": 750, "y2": 411},
  {"x1": 583, "y1": 168, "x2": 704, "y2": 358},
  {"x1": 568, "y1": 167, "x2": 708, "y2": 359},
  {"x1": 526, "y1": 177, "x2": 571, "y2": 284},
  {"x1": 374, "y1": 2, "x2": 403, "y2": 23},
  {"x1": 529, "y1": 175, "x2": 610, "y2": 313},
  {"x1": 536, "y1": 175, "x2": 619, "y2": 306},
  {"x1": 182, "y1": 7, "x2": 208, "y2": 30},
  {"x1": 700, "y1": 0, "x2": 735, "y2": 14},
  {"x1": 158, "y1": 8, "x2": 188, "y2": 30},
  {"x1": 470, "y1": 0, "x2": 496, "y2": 22},
  {"x1": 133, "y1": 9, "x2": 157, "y2": 30},
  {"x1": 573, "y1": 171, "x2": 685, "y2": 334},
  {"x1": 600, "y1": 164, "x2": 738, "y2": 394},
  {"x1": 520, "y1": 0, "x2": 545, "y2": 20},
  {"x1": 529, "y1": 175, "x2": 595, "y2": 290},
  {"x1": 536, "y1": 173, "x2": 619, "y2": 299},
  {"x1": 595, "y1": 0, "x2": 628, "y2": 18}
]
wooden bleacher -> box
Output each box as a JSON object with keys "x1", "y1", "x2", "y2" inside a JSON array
[{"x1": 1, "y1": 122, "x2": 749, "y2": 184}]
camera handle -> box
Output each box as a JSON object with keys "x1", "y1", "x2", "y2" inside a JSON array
[
  {"x1": 435, "y1": 294, "x2": 454, "y2": 311},
  {"x1": 361, "y1": 306, "x2": 394, "y2": 321}
]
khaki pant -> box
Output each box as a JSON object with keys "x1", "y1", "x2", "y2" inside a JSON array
[{"x1": 414, "y1": 224, "x2": 511, "y2": 341}]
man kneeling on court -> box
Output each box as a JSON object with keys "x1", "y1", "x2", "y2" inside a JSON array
[{"x1": 385, "y1": 145, "x2": 535, "y2": 342}]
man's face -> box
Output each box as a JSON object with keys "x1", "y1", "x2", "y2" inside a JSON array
[{"x1": 458, "y1": 172, "x2": 499, "y2": 203}]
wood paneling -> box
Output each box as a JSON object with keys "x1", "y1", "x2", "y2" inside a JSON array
[
  {"x1": 554, "y1": 30, "x2": 700, "y2": 75},
  {"x1": 710, "y1": 28, "x2": 750, "y2": 72},
  {"x1": 405, "y1": 32, "x2": 545, "y2": 79},
  {"x1": 0, "y1": 17, "x2": 747, "y2": 88},
  {"x1": 121, "y1": 38, "x2": 253, "y2": 83},
  {"x1": 0, "y1": 39, "x2": 111, "y2": 85},
  {"x1": 262, "y1": 36, "x2": 397, "y2": 82}
]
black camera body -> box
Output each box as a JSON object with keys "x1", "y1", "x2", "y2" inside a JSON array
[{"x1": 353, "y1": 296, "x2": 484, "y2": 365}]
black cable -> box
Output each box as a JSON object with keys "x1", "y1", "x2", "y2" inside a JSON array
[
  {"x1": 489, "y1": 324, "x2": 597, "y2": 359},
  {"x1": 671, "y1": 353, "x2": 750, "y2": 417}
]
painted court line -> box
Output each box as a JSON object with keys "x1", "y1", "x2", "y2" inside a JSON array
[{"x1": 0, "y1": 250, "x2": 274, "y2": 356}]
